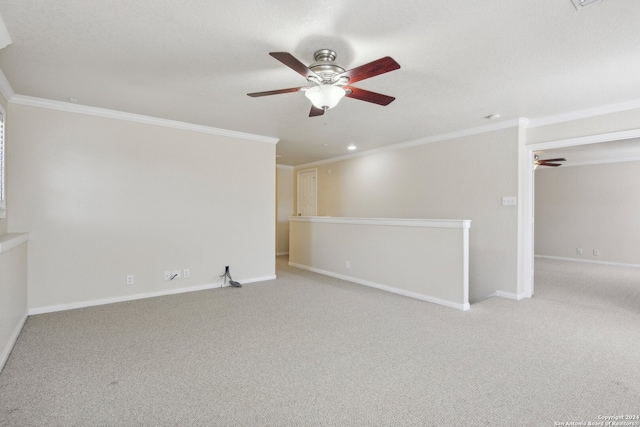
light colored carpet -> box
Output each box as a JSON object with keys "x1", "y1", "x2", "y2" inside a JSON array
[{"x1": 1, "y1": 256, "x2": 639, "y2": 426}]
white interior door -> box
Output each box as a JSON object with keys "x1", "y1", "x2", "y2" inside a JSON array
[{"x1": 297, "y1": 169, "x2": 317, "y2": 216}]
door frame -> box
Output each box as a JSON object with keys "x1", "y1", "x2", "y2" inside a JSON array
[
  {"x1": 297, "y1": 168, "x2": 318, "y2": 216},
  {"x1": 519, "y1": 128, "x2": 640, "y2": 298}
]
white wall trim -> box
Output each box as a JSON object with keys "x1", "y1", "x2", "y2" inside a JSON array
[
  {"x1": 535, "y1": 255, "x2": 640, "y2": 269},
  {"x1": 295, "y1": 118, "x2": 524, "y2": 169},
  {"x1": 0, "y1": 311, "x2": 27, "y2": 373},
  {"x1": 0, "y1": 67, "x2": 14, "y2": 102},
  {"x1": 527, "y1": 98, "x2": 640, "y2": 129},
  {"x1": 0, "y1": 233, "x2": 29, "y2": 254},
  {"x1": 28, "y1": 274, "x2": 277, "y2": 315},
  {"x1": 289, "y1": 262, "x2": 470, "y2": 311},
  {"x1": 290, "y1": 216, "x2": 471, "y2": 229},
  {"x1": 239, "y1": 274, "x2": 277, "y2": 284},
  {"x1": 495, "y1": 290, "x2": 528, "y2": 300},
  {"x1": 474, "y1": 290, "x2": 532, "y2": 303},
  {"x1": 10, "y1": 95, "x2": 280, "y2": 145}
]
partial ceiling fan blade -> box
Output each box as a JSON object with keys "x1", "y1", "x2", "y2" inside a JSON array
[
  {"x1": 336, "y1": 56, "x2": 400, "y2": 85},
  {"x1": 309, "y1": 105, "x2": 325, "y2": 117},
  {"x1": 539, "y1": 162, "x2": 562, "y2": 167},
  {"x1": 344, "y1": 86, "x2": 395, "y2": 106},
  {"x1": 539, "y1": 158, "x2": 566, "y2": 163},
  {"x1": 247, "y1": 87, "x2": 306, "y2": 97},
  {"x1": 270, "y1": 52, "x2": 320, "y2": 81}
]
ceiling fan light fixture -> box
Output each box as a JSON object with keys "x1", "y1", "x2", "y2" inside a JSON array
[{"x1": 304, "y1": 85, "x2": 346, "y2": 110}]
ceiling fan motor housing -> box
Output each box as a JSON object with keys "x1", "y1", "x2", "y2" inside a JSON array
[{"x1": 308, "y1": 49, "x2": 345, "y2": 84}]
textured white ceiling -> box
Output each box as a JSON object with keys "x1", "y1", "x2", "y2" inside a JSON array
[{"x1": 1, "y1": 0, "x2": 640, "y2": 165}]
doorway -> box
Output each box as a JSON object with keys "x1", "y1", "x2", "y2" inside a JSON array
[
  {"x1": 297, "y1": 168, "x2": 317, "y2": 216},
  {"x1": 520, "y1": 128, "x2": 640, "y2": 298}
]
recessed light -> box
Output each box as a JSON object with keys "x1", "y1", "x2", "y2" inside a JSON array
[{"x1": 347, "y1": 144, "x2": 357, "y2": 151}]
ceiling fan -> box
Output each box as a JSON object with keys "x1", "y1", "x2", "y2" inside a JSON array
[
  {"x1": 534, "y1": 155, "x2": 567, "y2": 168},
  {"x1": 247, "y1": 49, "x2": 400, "y2": 117}
]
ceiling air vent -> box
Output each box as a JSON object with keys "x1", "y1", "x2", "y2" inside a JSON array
[{"x1": 571, "y1": 0, "x2": 604, "y2": 10}]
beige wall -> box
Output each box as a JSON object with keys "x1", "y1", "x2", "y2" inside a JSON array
[
  {"x1": 535, "y1": 161, "x2": 640, "y2": 265},
  {"x1": 7, "y1": 103, "x2": 276, "y2": 310},
  {"x1": 0, "y1": 240, "x2": 28, "y2": 371},
  {"x1": 0, "y1": 91, "x2": 7, "y2": 235},
  {"x1": 276, "y1": 165, "x2": 294, "y2": 255},
  {"x1": 295, "y1": 127, "x2": 520, "y2": 301},
  {"x1": 289, "y1": 217, "x2": 470, "y2": 310}
]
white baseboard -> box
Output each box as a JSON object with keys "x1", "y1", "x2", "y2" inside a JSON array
[
  {"x1": 472, "y1": 290, "x2": 529, "y2": 303},
  {"x1": 239, "y1": 275, "x2": 277, "y2": 284},
  {"x1": 535, "y1": 255, "x2": 640, "y2": 269},
  {"x1": 0, "y1": 311, "x2": 28, "y2": 373},
  {"x1": 289, "y1": 262, "x2": 470, "y2": 311},
  {"x1": 28, "y1": 274, "x2": 278, "y2": 316},
  {"x1": 495, "y1": 290, "x2": 529, "y2": 300}
]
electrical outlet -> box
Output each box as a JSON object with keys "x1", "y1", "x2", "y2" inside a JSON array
[
  {"x1": 183, "y1": 269, "x2": 190, "y2": 278},
  {"x1": 345, "y1": 261, "x2": 350, "y2": 269},
  {"x1": 577, "y1": 248, "x2": 583, "y2": 255},
  {"x1": 126, "y1": 275, "x2": 134, "y2": 285},
  {"x1": 164, "y1": 271, "x2": 171, "y2": 281},
  {"x1": 501, "y1": 196, "x2": 517, "y2": 206},
  {"x1": 593, "y1": 249, "x2": 600, "y2": 256},
  {"x1": 172, "y1": 270, "x2": 181, "y2": 279}
]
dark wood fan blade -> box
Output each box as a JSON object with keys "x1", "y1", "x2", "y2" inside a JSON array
[
  {"x1": 344, "y1": 86, "x2": 395, "y2": 106},
  {"x1": 247, "y1": 87, "x2": 306, "y2": 97},
  {"x1": 539, "y1": 162, "x2": 562, "y2": 167},
  {"x1": 539, "y1": 158, "x2": 566, "y2": 163},
  {"x1": 309, "y1": 105, "x2": 325, "y2": 117},
  {"x1": 270, "y1": 52, "x2": 320, "y2": 81},
  {"x1": 336, "y1": 56, "x2": 400, "y2": 85}
]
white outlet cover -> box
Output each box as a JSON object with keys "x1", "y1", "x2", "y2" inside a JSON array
[
  {"x1": 183, "y1": 269, "x2": 190, "y2": 278},
  {"x1": 502, "y1": 196, "x2": 517, "y2": 206}
]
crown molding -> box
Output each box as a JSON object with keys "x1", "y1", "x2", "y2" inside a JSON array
[
  {"x1": 10, "y1": 95, "x2": 279, "y2": 145},
  {"x1": 276, "y1": 164, "x2": 294, "y2": 170},
  {"x1": 527, "y1": 98, "x2": 640, "y2": 128},
  {"x1": 295, "y1": 118, "x2": 524, "y2": 169}
]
